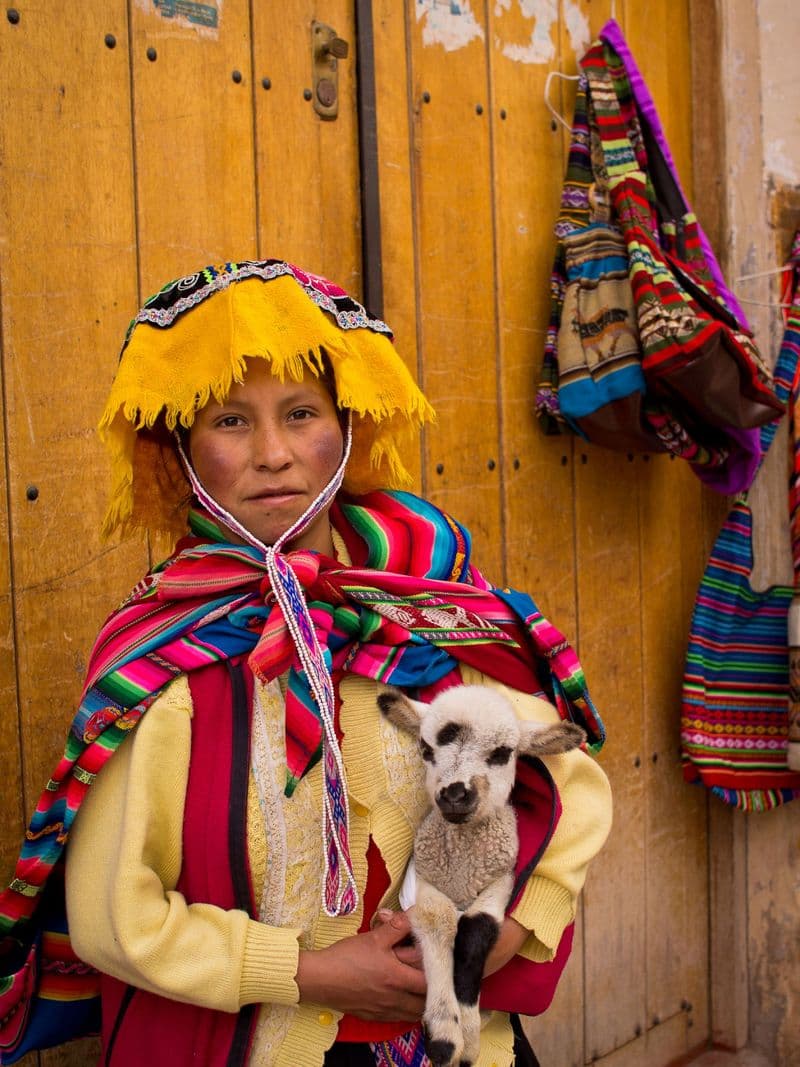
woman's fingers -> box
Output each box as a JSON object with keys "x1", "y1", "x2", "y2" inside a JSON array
[{"x1": 296, "y1": 925, "x2": 427, "y2": 1020}]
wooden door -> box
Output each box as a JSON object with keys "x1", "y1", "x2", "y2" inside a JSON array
[
  {"x1": 1, "y1": 3, "x2": 717, "y2": 1066},
  {"x1": 370, "y1": 4, "x2": 711, "y2": 1065},
  {"x1": 0, "y1": 4, "x2": 362, "y2": 1064}
]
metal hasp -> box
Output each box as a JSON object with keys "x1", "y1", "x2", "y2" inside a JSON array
[{"x1": 312, "y1": 21, "x2": 349, "y2": 119}]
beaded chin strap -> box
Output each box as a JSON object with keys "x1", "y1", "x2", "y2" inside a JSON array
[{"x1": 175, "y1": 414, "x2": 359, "y2": 917}]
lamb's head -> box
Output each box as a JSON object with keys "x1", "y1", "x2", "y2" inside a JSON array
[{"x1": 377, "y1": 684, "x2": 585, "y2": 825}]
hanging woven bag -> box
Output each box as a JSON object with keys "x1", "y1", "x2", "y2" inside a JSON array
[{"x1": 681, "y1": 232, "x2": 800, "y2": 810}]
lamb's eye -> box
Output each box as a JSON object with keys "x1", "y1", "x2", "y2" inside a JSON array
[
  {"x1": 436, "y1": 721, "x2": 462, "y2": 746},
  {"x1": 420, "y1": 739, "x2": 435, "y2": 763},
  {"x1": 487, "y1": 746, "x2": 512, "y2": 766}
]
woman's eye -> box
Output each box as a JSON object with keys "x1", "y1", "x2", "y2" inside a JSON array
[
  {"x1": 215, "y1": 414, "x2": 245, "y2": 428},
  {"x1": 288, "y1": 407, "x2": 315, "y2": 422}
]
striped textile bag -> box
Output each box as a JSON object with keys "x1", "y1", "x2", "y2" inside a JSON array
[
  {"x1": 582, "y1": 39, "x2": 784, "y2": 439},
  {"x1": 543, "y1": 73, "x2": 660, "y2": 452},
  {"x1": 681, "y1": 237, "x2": 800, "y2": 810},
  {"x1": 538, "y1": 23, "x2": 775, "y2": 494},
  {"x1": 0, "y1": 871, "x2": 101, "y2": 1063}
]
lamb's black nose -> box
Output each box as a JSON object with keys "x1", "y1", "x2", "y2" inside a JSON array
[
  {"x1": 440, "y1": 781, "x2": 469, "y2": 805},
  {"x1": 436, "y1": 780, "x2": 478, "y2": 823}
]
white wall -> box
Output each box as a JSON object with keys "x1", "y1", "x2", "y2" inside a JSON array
[{"x1": 759, "y1": 0, "x2": 800, "y2": 187}]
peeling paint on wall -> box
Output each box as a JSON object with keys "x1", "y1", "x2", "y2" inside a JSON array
[
  {"x1": 563, "y1": 1, "x2": 590, "y2": 59},
  {"x1": 416, "y1": 0, "x2": 485, "y2": 51},
  {"x1": 499, "y1": 0, "x2": 558, "y2": 64},
  {"x1": 134, "y1": 0, "x2": 222, "y2": 36},
  {"x1": 494, "y1": 0, "x2": 590, "y2": 66},
  {"x1": 418, "y1": 0, "x2": 591, "y2": 61}
]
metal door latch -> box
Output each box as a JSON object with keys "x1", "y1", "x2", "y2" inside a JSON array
[{"x1": 312, "y1": 21, "x2": 348, "y2": 120}]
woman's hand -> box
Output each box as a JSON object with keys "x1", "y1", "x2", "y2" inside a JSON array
[
  {"x1": 296, "y1": 911, "x2": 427, "y2": 1021},
  {"x1": 376, "y1": 908, "x2": 528, "y2": 979}
]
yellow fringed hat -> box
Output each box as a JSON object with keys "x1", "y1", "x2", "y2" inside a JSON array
[{"x1": 99, "y1": 260, "x2": 435, "y2": 542}]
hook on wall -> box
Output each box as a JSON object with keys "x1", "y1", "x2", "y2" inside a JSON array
[{"x1": 544, "y1": 70, "x2": 580, "y2": 132}]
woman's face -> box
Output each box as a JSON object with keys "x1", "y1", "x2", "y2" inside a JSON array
[{"x1": 188, "y1": 358, "x2": 344, "y2": 553}]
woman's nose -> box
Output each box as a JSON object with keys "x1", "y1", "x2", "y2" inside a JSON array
[{"x1": 252, "y1": 426, "x2": 292, "y2": 470}]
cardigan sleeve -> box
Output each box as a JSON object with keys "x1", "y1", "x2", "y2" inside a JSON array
[
  {"x1": 65, "y1": 674, "x2": 303, "y2": 1012},
  {"x1": 459, "y1": 665, "x2": 613, "y2": 962}
]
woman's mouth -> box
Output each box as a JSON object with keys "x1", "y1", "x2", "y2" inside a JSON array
[{"x1": 246, "y1": 489, "x2": 302, "y2": 505}]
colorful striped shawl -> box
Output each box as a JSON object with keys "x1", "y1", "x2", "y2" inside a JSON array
[{"x1": 1, "y1": 489, "x2": 602, "y2": 945}]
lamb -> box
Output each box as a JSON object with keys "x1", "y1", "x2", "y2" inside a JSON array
[{"x1": 377, "y1": 683, "x2": 585, "y2": 1067}]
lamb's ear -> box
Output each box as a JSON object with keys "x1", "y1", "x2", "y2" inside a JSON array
[
  {"x1": 377, "y1": 687, "x2": 425, "y2": 736},
  {"x1": 518, "y1": 720, "x2": 585, "y2": 757}
]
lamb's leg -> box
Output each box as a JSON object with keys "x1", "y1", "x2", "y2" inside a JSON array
[
  {"x1": 411, "y1": 878, "x2": 463, "y2": 1067},
  {"x1": 453, "y1": 872, "x2": 515, "y2": 1067}
]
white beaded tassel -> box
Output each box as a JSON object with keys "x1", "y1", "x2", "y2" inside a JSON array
[{"x1": 175, "y1": 415, "x2": 360, "y2": 915}]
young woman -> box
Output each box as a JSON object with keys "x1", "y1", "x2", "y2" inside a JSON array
[{"x1": 0, "y1": 260, "x2": 611, "y2": 1066}]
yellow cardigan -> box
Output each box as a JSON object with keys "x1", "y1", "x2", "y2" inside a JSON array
[{"x1": 66, "y1": 661, "x2": 611, "y2": 1066}]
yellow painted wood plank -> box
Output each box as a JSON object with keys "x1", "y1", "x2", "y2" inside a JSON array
[
  {"x1": 488, "y1": 0, "x2": 579, "y2": 627},
  {"x1": 405, "y1": 4, "x2": 502, "y2": 574},
  {"x1": 1, "y1": 8, "x2": 148, "y2": 1062},
  {"x1": 622, "y1": 0, "x2": 694, "y2": 187},
  {"x1": 487, "y1": 6, "x2": 584, "y2": 1062},
  {"x1": 639, "y1": 457, "x2": 711, "y2": 1034},
  {"x1": 553, "y1": 2, "x2": 650, "y2": 1058},
  {"x1": 371, "y1": 0, "x2": 424, "y2": 489},
  {"x1": 574, "y1": 446, "x2": 648, "y2": 1058},
  {"x1": 592, "y1": 1008, "x2": 701, "y2": 1066},
  {"x1": 252, "y1": 2, "x2": 361, "y2": 293},
  {"x1": 0, "y1": 383, "x2": 24, "y2": 881},
  {"x1": 620, "y1": 5, "x2": 713, "y2": 1044},
  {"x1": 0, "y1": 3, "x2": 147, "y2": 827},
  {"x1": 129, "y1": 0, "x2": 258, "y2": 292}
]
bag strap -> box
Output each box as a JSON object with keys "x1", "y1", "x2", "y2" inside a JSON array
[
  {"x1": 599, "y1": 19, "x2": 750, "y2": 330},
  {"x1": 760, "y1": 237, "x2": 800, "y2": 463},
  {"x1": 579, "y1": 40, "x2": 644, "y2": 184},
  {"x1": 581, "y1": 34, "x2": 760, "y2": 333},
  {"x1": 554, "y1": 74, "x2": 595, "y2": 236},
  {"x1": 780, "y1": 230, "x2": 800, "y2": 581},
  {"x1": 783, "y1": 229, "x2": 800, "y2": 771},
  {"x1": 581, "y1": 39, "x2": 691, "y2": 247}
]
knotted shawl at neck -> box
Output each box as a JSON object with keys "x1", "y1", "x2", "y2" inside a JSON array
[{"x1": 0, "y1": 489, "x2": 603, "y2": 939}]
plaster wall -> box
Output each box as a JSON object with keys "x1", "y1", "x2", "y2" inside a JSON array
[
  {"x1": 711, "y1": 2, "x2": 800, "y2": 1062},
  {"x1": 759, "y1": 0, "x2": 800, "y2": 188}
]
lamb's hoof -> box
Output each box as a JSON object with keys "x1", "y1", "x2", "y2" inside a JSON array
[
  {"x1": 423, "y1": 1009, "x2": 463, "y2": 1067},
  {"x1": 425, "y1": 1039, "x2": 456, "y2": 1067}
]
